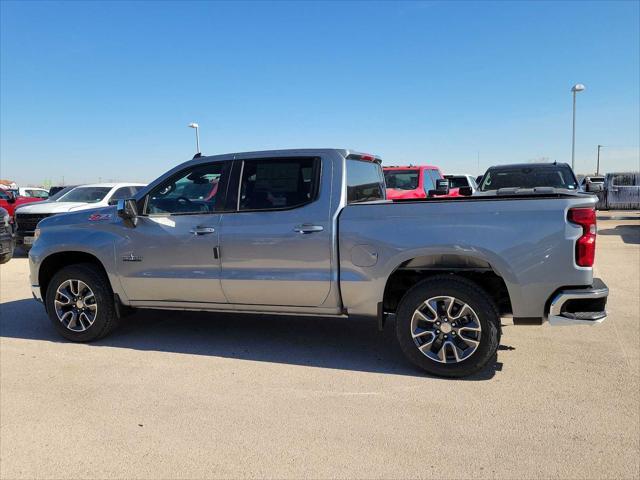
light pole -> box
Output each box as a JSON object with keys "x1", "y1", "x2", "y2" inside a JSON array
[
  {"x1": 571, "y1": 84, "x2": 586, "y2": 171},
  {"x1": 596, "y1": 144, "x2": 604, "y2": 175},
  {"x1": 188, "y1": 122, "x2": 200, "y2": 154}
]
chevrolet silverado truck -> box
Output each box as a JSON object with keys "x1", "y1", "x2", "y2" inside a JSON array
[{"x1": 28, "y1": 149, "x2": 608, "y2": 377}]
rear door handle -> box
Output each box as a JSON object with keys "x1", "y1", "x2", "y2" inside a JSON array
[
  {"x1": 190, "y1": 226, "x2": 216, "y2": 235},
  {"x1": 293, "y1": 224, "x2": 324, "y2": 234}
]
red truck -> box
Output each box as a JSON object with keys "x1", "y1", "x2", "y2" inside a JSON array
[
  {"x1": 383, "y1": 165, "x2": 460, "y2": 199},
  {"x1": 0, "y1": 189, "x2": 45, "y2": 220}
]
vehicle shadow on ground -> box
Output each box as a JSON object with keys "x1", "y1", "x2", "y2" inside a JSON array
[
  {"x1": 598, "y1": 224, "x2": 640, "y2": 244},
  {"x1": 0, "y1": 298, "x2": 506, "y2": 380}
]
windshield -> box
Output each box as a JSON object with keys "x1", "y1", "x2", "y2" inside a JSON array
[
  {"x1": 480, "y1": 165, "x2": 578, "y2": 191},
  {"x1": 57, "y1": 187, "x2": 112, "y2": 203},
  {"x1": 384, "y1": 169, "x2": 419, "y2": 190}
]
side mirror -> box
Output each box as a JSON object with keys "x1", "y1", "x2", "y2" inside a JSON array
[
  {"x1": 428, "y1": 180, "x2": 450, "y2": 197},
  {"x1": 117, "y1": 198, "x2": 138, "y2": 226},
  {"x1": 458, "y1": 186, "x2": 473, "y2": 196}
]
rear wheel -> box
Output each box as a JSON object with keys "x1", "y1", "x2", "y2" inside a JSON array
[
  {"x1": 45, "y1": 263, "x2": 119, "y2": 342},
  {"x1": 395, "y1": 275, "x2": 500, "y2": 378}
]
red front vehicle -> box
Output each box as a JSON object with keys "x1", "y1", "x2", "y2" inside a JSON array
[
  {"x1": 383, "y1": 165, "x2": 460, "y2": 199},
  {"x1": 0, "y1": 189, "x2": 45, "y2": 219}
]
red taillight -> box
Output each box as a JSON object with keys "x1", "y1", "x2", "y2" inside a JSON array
[{"x1": 568, "y1": 208, "x2": 596, "y2": 267}]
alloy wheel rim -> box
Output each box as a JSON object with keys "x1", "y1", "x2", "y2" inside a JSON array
[
  {"x1": 54, "y1": 279, "x2": 98, "y2": 332},
  {"x1": 410, "y1": 296, "x2": 482, "y2": 364}
]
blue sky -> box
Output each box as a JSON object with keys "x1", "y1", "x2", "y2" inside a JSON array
[{"x1": 1, "y1": 1, "x2": 639, "y2": 185}]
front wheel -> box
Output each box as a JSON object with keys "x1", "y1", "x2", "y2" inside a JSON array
[
  {"x1": 45, "y1": 263, "x2": 119, "y2": 342},
  {"x1": 395, "y1": 275, "x2": 501, "y2": 378}
]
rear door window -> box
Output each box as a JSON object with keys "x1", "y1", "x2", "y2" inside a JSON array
[
  {"x1": 347, "y1": 160, "x2": 385, "y2": 203},
  {"x1": 239, "y1": 157, "x2": 319, "y2": 211}
]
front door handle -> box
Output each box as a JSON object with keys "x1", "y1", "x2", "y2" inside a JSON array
[
  {"x1": 293, "y1": 224, "x2": 324, "y2": 234},
  {"x1": 190, "y1": 226, "x2": 216, "y2": 235}
]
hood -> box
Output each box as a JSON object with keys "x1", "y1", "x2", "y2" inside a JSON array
[
  {"x1": 37, "y1": 205, "x2": 117, "y2": 230},
  {"x1": 15, "y1": 201, "x2": 103, "y2": 214}
]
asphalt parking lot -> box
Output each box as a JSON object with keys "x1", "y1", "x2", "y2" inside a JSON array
[{"x1": 1, "y1": 212, "x2": 638, "y2": 479}]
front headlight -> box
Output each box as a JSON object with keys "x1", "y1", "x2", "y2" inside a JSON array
[{"x1": 34, "y1": 227, "x2": 41, "y2": 240}]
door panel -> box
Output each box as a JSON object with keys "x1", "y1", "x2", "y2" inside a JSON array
[
  {"x1": 116, "y1": 160, "x2": 230, "y2": 303},
  {"x1": 219, "y1": 157, "x2": 333, "y2": 306},
  {"x1": 117, "y1": 214, "x2": 225, "y2": 303}
]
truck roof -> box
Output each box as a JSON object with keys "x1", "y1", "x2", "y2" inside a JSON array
[
  {"x1": 486, "y1": 162, "x2": 571, "y2": 170},
  {"x1": 383, "y1": 165, "x2": 440, "y2": 170}
]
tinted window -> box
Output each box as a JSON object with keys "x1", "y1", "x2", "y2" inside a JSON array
[
  {"x1": 347, "y1": 160, "x2": 385, "y2": 203},
  {"x1": 147, "y1": 163, "x2": 228, "y2": 215},
  {"x1": 423, "y1": 170, "x2": 435, "y2": 193},
  {"x1": 58, "y1": 187, "x2": 112, "y2": 203},
  {"x1": 110, "y1": 187, "x2": 134, "y2": 201},
  {"x1": 480, "y1": 165, "x2": 578, "y2": 191},
  {"x1": 384, "y1": 170, "x2": 419, "y2": 190},
  {"x1": 239, "y1": 157, "x2": 318, "y2": 211},
  {"x1": 445, "y1": 176, "x2": 470, "y2": 188},
  {"x1": 611, "y1": 174, "x2": 638, "y2": 186},
  {"x1": 0, "y1": 191, "x2": 10, "y2": 200}
]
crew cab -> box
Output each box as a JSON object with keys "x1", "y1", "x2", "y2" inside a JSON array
[
  {"x1": 29, "y1": 149, "x2": 608, "y2": 377},
  {"x1": 383, "y1": 165, "x2": 460, "y2": 199}
]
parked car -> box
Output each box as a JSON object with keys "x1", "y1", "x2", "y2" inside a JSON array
[
  {"x1": 0, "y1": 207, "x2": 14, "y2": 264},
  {"x1": 600, "y1": 172, "x2": 640, "y2": 210},
  {"x1": 0, "y1": 189, "x2": 46, "y2": 220},
  {"x1": 18, "y1": 187, "x2": 50, "y2": 199},
  {"x1": 383, "y1": 165, "x2": 460, "y2": 199},
  {"x1": 478, "y1": 162, "x2": 579, "y2": 192},
  {"x1": 444, "y1": 174, "x2": 478, "y2": 193},
  {"x1": 15, "y1": 183, "x2": 145, "y2": 252},
  {"x1": 28, "y1": 149, "x2": 608, "y2": 378}
]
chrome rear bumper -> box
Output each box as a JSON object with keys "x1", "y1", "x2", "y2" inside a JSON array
[{"x1": 548, "y1": 278, "x2": 608, "y2": 326}]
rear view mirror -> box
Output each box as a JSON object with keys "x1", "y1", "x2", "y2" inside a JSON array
[{"x1": 117, "y1": 198, "x2": 138, "y2": 226}]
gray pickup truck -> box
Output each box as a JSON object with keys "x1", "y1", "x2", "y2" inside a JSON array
[{"x1": 28, "y1": 149, "x2": 608, "y2": 377}]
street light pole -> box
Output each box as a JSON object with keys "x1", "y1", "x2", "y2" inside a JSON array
[
  {"x1": 571, "y1": 84, "x2": 586, "y2": 171},
  {"x1": 188, "y1": 122, "x2": 200, "y2": 154},
  {"x1": 596, "y1": 144, "x2": 604, "y2": 175}
]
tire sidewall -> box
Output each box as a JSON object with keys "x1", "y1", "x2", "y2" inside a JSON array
[
  {"x1": 395, "y1": 277, "x2": 500, "y2": 377},
  {"x1": 45, "y1": 265, "x2": 114, "y2": 342}
]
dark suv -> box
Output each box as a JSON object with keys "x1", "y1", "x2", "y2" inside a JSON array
[{"x1": 479, "y1": 162, "x2": 579, "y2": 192}]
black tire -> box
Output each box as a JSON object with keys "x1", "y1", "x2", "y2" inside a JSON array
[
  {"x1": 20, "y1": 244, "x2": 32, "y2": 254},
  {"x1": 0, "y1": 253, "x2": 11, "y2": 264},
  {"x1": 45, "y1": 263, "x2": 119, "y2": 342},
  {"x1": 395, "y1": 275, "x2": 500, "y2": 378}
]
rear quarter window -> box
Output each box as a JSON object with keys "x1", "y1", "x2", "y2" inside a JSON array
[{"x1": 347, "y1": 160, "x2": 385, "y2": 203}]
